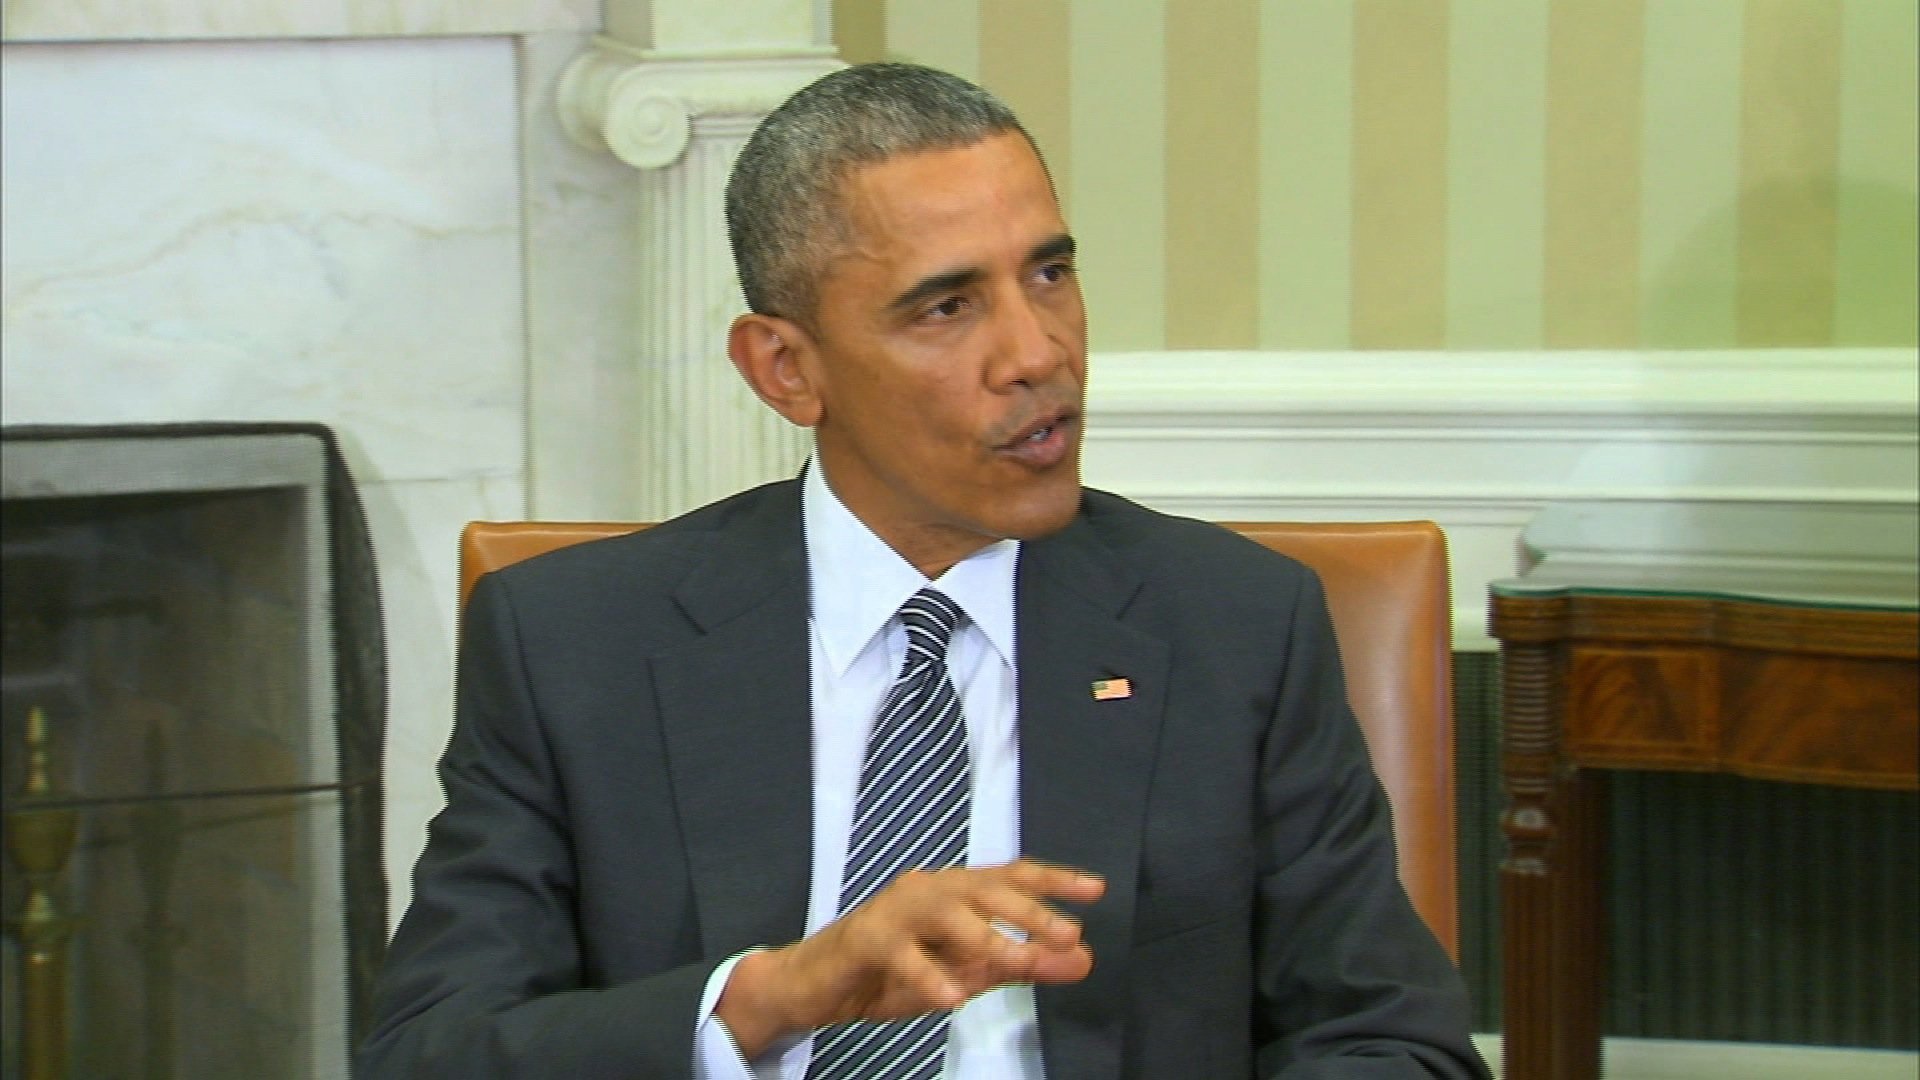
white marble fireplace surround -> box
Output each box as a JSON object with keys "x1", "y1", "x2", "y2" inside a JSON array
[
  {"x1": 3, "y1": 19, "x2": 1915, "y2": 1017},
  {"x1": 2, "y1": 33, "x2": 589, "y2": 930}
]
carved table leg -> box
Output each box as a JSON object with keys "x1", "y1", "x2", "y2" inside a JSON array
[{"x1": 1499, "y1": 629, "x2": 1604, "y2": 1080}]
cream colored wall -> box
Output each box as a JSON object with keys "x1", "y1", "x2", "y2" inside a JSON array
[{"x1": 842, "y1": 0, "x2": 1919, "y2": 353}]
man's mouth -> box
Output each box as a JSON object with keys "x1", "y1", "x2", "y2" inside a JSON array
[
  {"x1": 997, "y1": 412, "x2": 1077, "y2": 468},
  {"x1": 1000, "y1": 410, "x2": 1071, "y2": 446}
]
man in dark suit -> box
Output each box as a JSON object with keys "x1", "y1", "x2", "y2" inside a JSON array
[{"x1": 360, "y1": 63, "x2": 1487, "y2": 1079}]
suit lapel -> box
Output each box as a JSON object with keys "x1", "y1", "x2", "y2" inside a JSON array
[
  {"x1": 1017, "y1": 515, "x2": 1169, "y2": 1080},
  {"x1": 651, "y1": 486, "x2": 815, "y2": 958}
]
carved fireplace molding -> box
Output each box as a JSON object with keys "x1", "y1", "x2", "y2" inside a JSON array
[
  {"x1": 557, "y1": 41, "x2": 839, "y2": 173},
  {"x1": 552, "y1": 0, "x2": 842, "y2": 522}
]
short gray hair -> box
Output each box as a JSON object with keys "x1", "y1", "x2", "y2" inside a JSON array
[{"x1": 725, "y1": 63, "x2": 1033, "y2": 327}]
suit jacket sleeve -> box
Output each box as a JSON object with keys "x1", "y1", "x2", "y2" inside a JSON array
[
  {"x1": 1254, "y1": 569, "x2": 1487, "y2": 1079},
  {"x1": 355, "y1": 571, "x2": 711, "y2": 1080}
]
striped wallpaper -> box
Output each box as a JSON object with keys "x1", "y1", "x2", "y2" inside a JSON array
[{"x1": 833, "y1": 0, "x2": 1918, "y2": 352}]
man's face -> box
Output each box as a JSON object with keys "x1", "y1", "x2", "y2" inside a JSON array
[{"x1": 801, "y1": 131, "x2": 1088, "y2": 577}]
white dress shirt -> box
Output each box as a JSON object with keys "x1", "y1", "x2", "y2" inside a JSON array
[{"x1": 692, "y1": 458, "x2": 1043, "y2": 1079}]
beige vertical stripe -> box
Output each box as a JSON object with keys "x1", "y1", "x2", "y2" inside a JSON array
[
  {"x1": 1259, "y1": 0, "x2": 1353, "y2": 349},
  {"x1": 1446, "y1": 0, "x2": 1548, "y2": 348},
  {"x1": 980, "y1": 0, "x2": 1072, "y2": 213},
  {"x1": 1639, "y1": 4, "x2": 1744, "y2": 347},
  {"x1": 1544, "y1": 0, "x2": 1643, "y2": 348},
  {"x1": 1164, "y1": 0, "x2": 1260, "y2": 349},
  {"x1": 1737, "y1": 0, "x2": 1842, "y2": 346},
  {"x1": 833, "y1": 0, "x2": 888, "y2": 64},
  {"x1": 886, "y1": 0, "x2": 980, "y2": 79},
  {"x1": 1071, "y1": 0, "x2": 1166, "y2": 352},
  {"x1": 1833, "y1": 0, "x2": 1918, "y2": 345},
  {"x1": 1351, "y1": 0, "x2": 1449, "y2": 350}
]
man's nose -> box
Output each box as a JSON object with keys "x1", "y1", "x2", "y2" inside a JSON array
[{"x1": 989, "y1": 292, "x2": 1068, "y2": 387}]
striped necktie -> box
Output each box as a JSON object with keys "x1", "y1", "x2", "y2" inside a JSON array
[{"x1": 808, "y1": 588, "x2": 971, "y2": 1080}]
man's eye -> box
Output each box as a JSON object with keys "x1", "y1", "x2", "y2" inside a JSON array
[
  {"x1": 924, "y1": 297, "x2": 966, "y2": 320},
  {"x1": 1035, "y1": 261, "x2": 1075, "y2": 284}
]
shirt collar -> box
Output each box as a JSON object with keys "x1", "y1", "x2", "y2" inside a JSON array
[{"x1": 802, "y1": 454, "x2": 1018, "y2": 676}]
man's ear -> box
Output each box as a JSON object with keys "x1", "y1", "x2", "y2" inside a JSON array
[{"x1": 728, "y1": 313, "x2": 824, "y2": 428}]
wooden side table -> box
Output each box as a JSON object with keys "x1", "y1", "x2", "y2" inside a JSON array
[{"x1": 1488, "y1": 502, "x2": 1919, "y2": 1079}]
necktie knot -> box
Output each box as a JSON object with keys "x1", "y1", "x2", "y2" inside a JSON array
[{"x1": 900, "y1": 588, "x2": 963, "y2": 663}]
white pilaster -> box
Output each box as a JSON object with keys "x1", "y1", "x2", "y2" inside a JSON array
[{"x1": 556, "y1": 4, "x2": 839, "y2": 519}]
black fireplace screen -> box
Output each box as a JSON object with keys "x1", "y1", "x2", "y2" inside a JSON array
[{"x1": 1, "y1": 423, "x2": 387, "y2": 1079}]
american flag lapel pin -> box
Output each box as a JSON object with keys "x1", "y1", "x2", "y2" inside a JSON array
[{"x1": 1091, "y1": 677, "x2": 1132, "y2": 701}]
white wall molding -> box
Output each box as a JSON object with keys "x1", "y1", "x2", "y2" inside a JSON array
[
  {"x1": 1080, "y1": 348, "x2": 1920, "y2": 649},
  {"x1": 1085, "y1": 348, "x2": 1917, "y2": 414},
  {"x1": 2, "y1": 0, "x2": 597, "y2": 41}
]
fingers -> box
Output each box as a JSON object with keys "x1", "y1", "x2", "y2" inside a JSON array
[
  {"x1": 878, "y1": 940, "x2": 969, "y2": 1013},
  {"x1": 1001, "y1": 858, "x2": 1109, "y2": 905},
  {"x1": 984, "y1": 859, "x2": 1107, "y2": 944},
  {"x1": 773, "y1": 859, "x2": 1106, "y2": 1031},
  {"x1": 719, "y1": 859, "x2": 1105, "y2": 1055},
  {"x1": 888, "y1": 861, "x2": 1105, "y2": 993}
]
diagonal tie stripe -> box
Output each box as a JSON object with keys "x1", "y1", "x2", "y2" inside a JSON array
[
  {"x1": 810, "y1": 1011, "x2": 946, "y2": 1080},
  {"x1": 808, "y1": 588, "x2": 971, "y2": 1080}
]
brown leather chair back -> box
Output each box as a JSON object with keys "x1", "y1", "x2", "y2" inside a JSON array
[
  {"x1": 458, "y1": 518, "x2": 1458, "y2": 958},
  {"x1": 459, "y1": 521, "x2": 645, "y2": 609},
  {"x1": 1220, "y1": 521, "x2": 1457, "y2": 958}
]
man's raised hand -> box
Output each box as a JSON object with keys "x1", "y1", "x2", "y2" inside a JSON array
[{"x1": 715, "y1": 859, "x2": 1105, "y2": 1059}]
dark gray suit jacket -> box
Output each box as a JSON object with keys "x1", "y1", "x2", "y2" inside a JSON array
[{"x1": 359, "y1": 481, "x2": 1487, "y2": 1079}]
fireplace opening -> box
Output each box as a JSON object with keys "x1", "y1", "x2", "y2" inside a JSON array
[{"x1": 2, "y1": 425, "x2": 387, "y2": 1080}]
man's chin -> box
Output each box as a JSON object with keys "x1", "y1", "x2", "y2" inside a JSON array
[{"x1": 999, "y1": 480, "x2": 1084, "y2": 541}]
